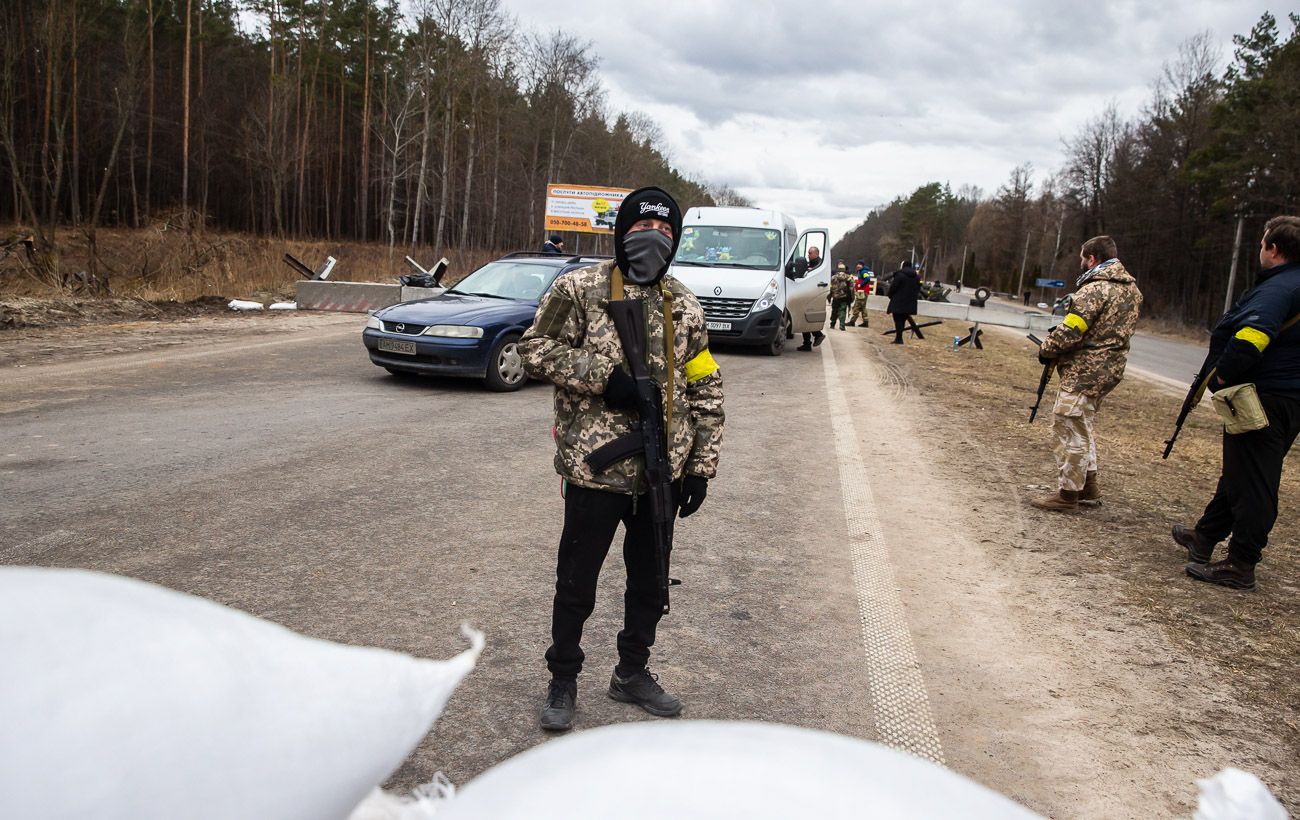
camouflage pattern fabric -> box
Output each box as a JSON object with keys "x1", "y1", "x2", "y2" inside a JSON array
[
  {"x1": 830, "y1": 298, "x2": 850, "y2": 329},
  {"x1": 829, "y1": 270, "x2": 855, "y2": 300},
  {"x1": 1040, "y1": 261, "x2": 1143, "y2": 397},
  {"x1": 519, "y1": 260, "x2": 725, "y2": 495},
  {"x1": 849, "y1": 291, "x2": 868, "y2": 324},
  {"x1": 1052, "y1": 389, "x2": 1099, "y2": 491}
]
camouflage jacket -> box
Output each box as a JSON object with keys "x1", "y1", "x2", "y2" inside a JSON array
[
  {"x1": 519, "y1": 260, "x2": 725, "y2": 494},
  {"x1": 1041, "y1": 260, "x2": 1143, "y2": 397},
  {"x1": 829, "y1": 271, "x2": 855, "y2": 300}
]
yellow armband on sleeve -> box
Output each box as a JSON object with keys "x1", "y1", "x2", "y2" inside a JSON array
[
  {"x1": 685, "y1": 348, "x2": 720, "y2": 383},
  {"x1": 1235, "y1": 326, "x2": 1271, "y2": 352},
  {"x1": 1062, "y1": 312, "x2": 1089, "y2": 333}
]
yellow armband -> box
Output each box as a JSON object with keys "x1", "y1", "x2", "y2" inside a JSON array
[
  {"x1": 1062, "y1": 312, "x2": 1089, "y2": 333},
  {"x1": 685, "y1": 348, "x2": 720, "y2": 383},
  {"x1": 1234, "y1": 326, "x2": 1271, "y2": 352}
]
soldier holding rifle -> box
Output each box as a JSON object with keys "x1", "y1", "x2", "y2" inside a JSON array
[
  {"x1": 1030, "y1": 236, "x2": 1142, "y2": 512},
  {"x1": 1172, "y1": 216, "x2": 1300, "y2": 591},
  {"x1": 520, "y1": 187, "x2": 725, "y2": 731}
]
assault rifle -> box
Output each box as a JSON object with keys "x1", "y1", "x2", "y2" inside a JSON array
[
  {"x1": 1026, "y1": 334, "x2": 1053, "y2": 423},
  {"x1": 583, "y1": 299, "x2": 680, "y2": 614},
  {"x1": 1163, "y1": 359, "x2": 1215, "y2": 460}
]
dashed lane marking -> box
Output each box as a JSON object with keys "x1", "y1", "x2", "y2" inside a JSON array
[{"x1": 821, "y1": 337, "x2": 946, "y2": 765}]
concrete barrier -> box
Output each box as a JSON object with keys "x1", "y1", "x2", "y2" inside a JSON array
[
  {"x1": 400, "y1": 286, "x2": 446, "y2": 302},
  {"x1": 296, "y1": 281, "x2": 404, "y2": 313}
]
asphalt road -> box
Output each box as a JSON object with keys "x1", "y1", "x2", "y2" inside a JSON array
[{"x1": 0, "y1": 320, "x2": 876, "y2": 788}]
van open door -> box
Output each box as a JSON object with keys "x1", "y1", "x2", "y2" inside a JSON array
[{"x1": 785, "y1": 228, "x2": 831, "y2": 333}]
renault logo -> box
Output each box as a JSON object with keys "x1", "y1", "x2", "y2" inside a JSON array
[
  {"x1": 713, "y1": 286, "x2": 723, "y2": 296},
  {"x1": 396, "y1": 323, "x2": 406, "y2": 332}
]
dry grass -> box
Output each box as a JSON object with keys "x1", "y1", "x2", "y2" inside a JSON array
[
  {"x1": 857, "y1": 314, "x2": 1299, "y2": 804},
  {"x1": 0, "y1": 221, "x2": 508, "y2": 303}
]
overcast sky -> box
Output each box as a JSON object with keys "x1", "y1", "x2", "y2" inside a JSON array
[{"x1": 500, "y1": 0, "x2": 1278, "y2": 238}]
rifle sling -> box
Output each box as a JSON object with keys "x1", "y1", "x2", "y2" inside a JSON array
[
  {"x1": 585, "y1": 433, "x2": 643, "y2": 473},
  {"x1": 609, "y1": 265, "x2": 674, "y2": 443}
]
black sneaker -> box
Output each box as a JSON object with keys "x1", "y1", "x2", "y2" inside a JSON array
[
  {"x1": 813, "y1": 332, "x2": 826, "y2": 347},
  {"x1": 608, "y1": 668, "x2": 682, "y2": 717},
  {"x1": 1172, "y1": 524, "x2": 1214, "y2": 563},
  {"x1": 540, "y1": 679, "x2": 576, "y2": 731},
  {"x1": 795, "y1": 342, "x2": 812, "y2": 352},
  {"x1": 1185, "y1": 558, "x2": 1256, "y2": 591}
]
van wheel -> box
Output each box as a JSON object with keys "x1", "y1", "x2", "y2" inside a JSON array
[
  {"x1": 766, "y1": 313, "x2": 791, "y2": 356},
  {"x1": 484, "y1": 333, "x2": 527, "y2": 392}
]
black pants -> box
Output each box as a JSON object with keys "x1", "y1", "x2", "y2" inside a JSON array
[
  {"x1": 1196, "y1": 392, "x2": 1300, "y2": 565},
  {"x1": 891, "y1": 313, "x2": 923, "y2": 342},
  {"x1": 546, "y1": 483, "x2": 676, "y2": 681},
  {"x1": 801, "y1": 329, "x2": 825, "y2": 345}
]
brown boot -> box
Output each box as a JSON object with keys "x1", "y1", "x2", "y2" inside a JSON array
[
  {"x1": 1080, "y1": 471, "x2": 1101, "y2": 503},
  {"x1": 1185, "y1": 558, "x2": 1256, "y2": 591},
  {"x1": 1030, "y1": 488, "x2": 1079, "y2": 512},
  {"x1": 1172, "y1": 524, "x2": 1214, "y2": 563}
]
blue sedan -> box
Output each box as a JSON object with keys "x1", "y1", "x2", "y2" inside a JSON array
[{"x1": 363, "y1": 252, "x2": 609, "y2": 391}]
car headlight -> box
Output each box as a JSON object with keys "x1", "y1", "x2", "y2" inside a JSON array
[
  {"x1": 365, "y1": 315, "x2": 383, "y2": 330},
  {"x1": 422, "y1": 325, "x2": 484, "y2": 338},
  {"x1": 753, "y1": 278, "x2": 780, "y2": 312}
]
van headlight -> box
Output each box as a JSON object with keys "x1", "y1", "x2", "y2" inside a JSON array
[
  {"x1": 753, "y1": 278, "x2": 780, "y2": 312},
  {"x1": 422, "y1": 325, "x2": 484, "y2": 338},
  {"x1": 365, "y1": 315, "x2": 383, "y2": 330}
]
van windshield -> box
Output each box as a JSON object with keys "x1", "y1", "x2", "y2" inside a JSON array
[{"x1": 675, "y1": 226, "x2": 782, "y2": 270}]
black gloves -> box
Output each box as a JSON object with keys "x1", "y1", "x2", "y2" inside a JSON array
[
  {"x1": 604, "y1": 367, "x2": 638, "y2": 411},
  {"x1": 1038, "y1": 352, "x2": 1055, "y2": 366},
  {"x1": 678, "y1": 475, "x2": 708, "y2": 518}
]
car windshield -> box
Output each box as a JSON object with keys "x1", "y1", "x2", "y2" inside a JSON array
[
  {"x1": 447, "y1": 260, "x2": 559, "y2": 301},
  {"x1": 675, "y1": 226, "x2": 782, "y2": 270}
]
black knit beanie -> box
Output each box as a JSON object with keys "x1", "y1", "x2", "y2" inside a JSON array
[{"x1": 614, "y1": 186, "x2": 683, "y2": 281}]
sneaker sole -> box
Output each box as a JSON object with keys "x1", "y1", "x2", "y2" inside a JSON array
[
  {"x1": 607, "y1": 688, "x2": 682, "y2": 717},
  {"x1": 539, "y1": 715, "x2": 574, "y2": 732},
  {"x1": 1184, "y1": 565, "x2": 1255, "y2": 591}
]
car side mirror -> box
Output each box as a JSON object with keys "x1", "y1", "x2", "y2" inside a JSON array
[{"x1": 786, "y1": 257, "x2": 809, "y2": 279}]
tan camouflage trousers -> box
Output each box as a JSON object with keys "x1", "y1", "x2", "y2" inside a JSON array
[
  {"x1": 1052, "y1": 389, "x2": 1099, "y2": 491},
  {"x1": 849, "y1": 293, "x2": 868, "y2": 325}
]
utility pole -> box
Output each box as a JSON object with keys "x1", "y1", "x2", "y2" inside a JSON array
[
  {"x1": 1016, "y1": 231, "x2": 1032, "y2": 300},
  {"x1": 1223, "y1": 213, "x2": 1245, "y2": 317}
]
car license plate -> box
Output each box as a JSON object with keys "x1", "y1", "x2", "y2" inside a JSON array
[
  {"x1": 706, "y1": 321, "x2": 732, "y2": 331},
  {"x1": 378, "y1": 338, "x2": 417, "y2": 355}
]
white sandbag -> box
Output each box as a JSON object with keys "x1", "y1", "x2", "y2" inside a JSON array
[
  {"x1": 441, "y1": 721, "x2": 1040, "y2": 819},
  {"x1": 228, "y1": 298, "x2": 265, "y2": 311},
  {"x1": 1194, "y1": 768, "x2": 1287, "y2": 820},
  {"x1": 0, "y1": 567, "x2": 481, "y2": 820},
  {"x1": 269, "y1": 301, "x2": 299, "y2": 310}
]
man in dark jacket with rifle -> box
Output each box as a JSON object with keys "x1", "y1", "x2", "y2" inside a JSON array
[
  {"x1": 520, "y1": 186, "x2": 725, "y2": 731},
  {"x1": 1171, "y1": 215, "x2": 1300, "y2": 591},
  {"x1": 883, "y1": 261, "x2": 923, "y2": 344},
  {"x1": 1031, "y1": 236, "x2": 1142, "y2": 512}
]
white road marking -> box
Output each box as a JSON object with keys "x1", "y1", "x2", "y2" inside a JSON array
[{"x1": 821, "y1": 337, "x2": 946, "y2": 765}]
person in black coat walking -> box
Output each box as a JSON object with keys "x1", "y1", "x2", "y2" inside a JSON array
[{"x1": 884, "y1": 261, "x2": 923, "y2": 344}]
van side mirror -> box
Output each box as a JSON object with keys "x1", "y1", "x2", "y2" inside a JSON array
[{"x1": 786, "y1": 257, "x2": 809, "y2": 279}]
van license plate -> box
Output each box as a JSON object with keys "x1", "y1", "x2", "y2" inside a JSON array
[
  {"x1": 706, "y1": 321, "x2": 732, "y2": 331},
  {"x1": 379, "y1": 338, "x2": 417, "y2": 355}
]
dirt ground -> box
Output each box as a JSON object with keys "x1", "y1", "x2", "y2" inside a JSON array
[{"x1": 846, "y1": 312, "x2": 1299, "y2": 810}]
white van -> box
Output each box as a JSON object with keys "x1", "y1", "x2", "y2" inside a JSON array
[{"x1": 669, "y1": 207, "x2": 831, "y2": 355}]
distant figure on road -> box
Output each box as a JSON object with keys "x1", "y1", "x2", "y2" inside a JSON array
[
  {"x1": 519, "y1": 186, "x2": 725, "y2": 732},
  {"x1": 796, "y1": 246, "x2": 828, "y2": 351},
  {"x1": 883, "y1": 261, "x2": 922, "y2": 344},
  {"x1": 847, "y1": 261, "x2": 870, "y2": 327},
  {"x1": 543, "y1": 234, "x2": 565, "y2": 254},
  {"x1": 1176, "y1": 216, "x2": 1300, "y2": 591},
  {"x1": 1031, "y1": 236, "x2": 1142, "y2": 512},
  {"x1": 829, "y1": 262, "x2": 854, "y2": 331}
]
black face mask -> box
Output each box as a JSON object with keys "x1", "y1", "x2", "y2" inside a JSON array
[{"x1": 623, "y1": 230, "x2": 674, "y2": 285}]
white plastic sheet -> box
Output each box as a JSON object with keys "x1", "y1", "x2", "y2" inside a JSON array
[
  {"x1": 228, "y1": 298, "x2": 265, "y2": 311},
  {"x1": 0, "y1": 567, "x2": 481, "y2": 820},
  {"x1": 1194, "y1": 768, "x2": 1287, "y2": 820},
  {"x1": 441, "y1": 721, "x2": 1042, "y2": 819}
]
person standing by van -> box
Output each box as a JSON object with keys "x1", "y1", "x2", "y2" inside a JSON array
[
  {"x1": 829, "y1": 262, "x2": 854, "y2": 330},
  {"x1": 797, "y1": 246, "x2": 828, "y2": 351},
  {"x1": 848, "y1": 261, "x2": 870, "y2": 327},
  {"x1": 884, "y1": 261, "x2": 922, "y2": 344}
]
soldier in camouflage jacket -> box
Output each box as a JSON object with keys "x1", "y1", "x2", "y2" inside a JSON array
[
  {"x1": 828, "y1": 262, "x2": 855, "y2": 330},
  {"x1": 1032, "y1": 236, "x2": 1142, "y2": 512},
  {"x1": 520, "y1": 186, "x2": 724, "y2": 732}
]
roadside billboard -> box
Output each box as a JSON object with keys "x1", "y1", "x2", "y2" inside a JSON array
[{"x1": 545, "y1": 184, "x2": 632, "y2": 235}]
